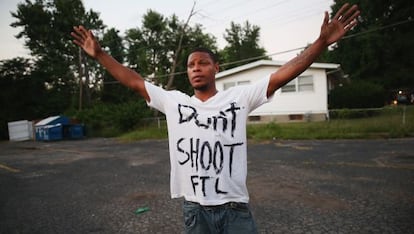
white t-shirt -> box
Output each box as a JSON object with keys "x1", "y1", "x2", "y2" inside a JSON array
[{"x1": 145, "y1": 76, "x2": 271, "y2": 205}]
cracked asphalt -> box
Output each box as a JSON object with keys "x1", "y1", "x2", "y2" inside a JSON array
[{"x1": 0, "y1": 138, "x2": 413, "y2": 233}]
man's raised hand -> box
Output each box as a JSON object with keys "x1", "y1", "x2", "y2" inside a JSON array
[
  {"x1": 71, "y1": 26, "x2": 102, "y2": 58},
  {"x1": 319, "y1": 3, "x2": 360, "y2": 46}
]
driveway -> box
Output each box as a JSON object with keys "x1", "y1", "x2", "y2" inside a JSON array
[{"x1": 1, "y1": 138, "x2": 413, "y2": 233}]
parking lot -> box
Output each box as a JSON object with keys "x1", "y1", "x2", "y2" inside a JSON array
[{"x1": 1, "y1": 138, "x2": 413, "y2": 233}]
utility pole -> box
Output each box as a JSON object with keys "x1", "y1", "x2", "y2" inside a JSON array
[
  {"x1": 78, "y1": 47, "x2": 83, "y2": 111},
  {"x1": 166, "y1": 1, "x2": 197, "y2": 90},
  {"x1": 82, "y1": 51, "x2": 91, "y2": 107}
]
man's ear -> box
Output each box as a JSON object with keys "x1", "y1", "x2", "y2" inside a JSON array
[{"x1": 215, "y1": 63, "x2": 219, "y2": 73}]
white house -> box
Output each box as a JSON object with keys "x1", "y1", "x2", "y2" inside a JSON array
[{"x1": 215, "y1": 60, "x2": 341, "y2": 123}]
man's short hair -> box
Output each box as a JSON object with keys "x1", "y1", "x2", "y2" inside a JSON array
[{"x1": 188, "y1": 47, "x2": 218, "y2": 64}]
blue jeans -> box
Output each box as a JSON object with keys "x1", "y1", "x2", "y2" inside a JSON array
[{"x1": 183, "y1": 200, "x2": 258, "y2": 234}]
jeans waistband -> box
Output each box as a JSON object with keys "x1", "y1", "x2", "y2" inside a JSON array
[{"x1": 186, "y1": 200, "x2": 249, "y2": 211}]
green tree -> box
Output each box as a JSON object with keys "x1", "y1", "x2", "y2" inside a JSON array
[
  {"x1": 125, "y1": 10, "x2": 171, "y2": 86},
  {"x1": 329, "y1": 80, "x2": 385, "y2": 108},
  {"x1": 220, "y1": 21, "x2": 269, "y2": 70},
  {"x1": 125, "y1": 10, "x2": 217, "y2": 95},
  {"x1": 100, "y1": 28, "x2": 134, "y2": 103},
  {"x1": 0, "y1": 58, "x2": 48, "y2": 139},
  {"x1": 327, "y1": 0, "x2": 414, "y2": 90},
  {"x1": 165, "y1": 19, "x2": 217, "y2": 94},
  {"x1": 11, "y1": 0, "x2": 104, "y2": 111}
]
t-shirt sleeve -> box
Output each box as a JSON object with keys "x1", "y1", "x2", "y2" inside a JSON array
[
  {"x1": 144, "y1": 81, "x2": 168, "y2": 113},
  {"x1": 242, "y1": 75, "x2": 273, "y2": 112}
]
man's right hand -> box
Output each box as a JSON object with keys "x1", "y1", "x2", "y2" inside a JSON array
[
  {"x1": 71, "y1": 25, "x2": 150, "y2": 101},
  {"x1": 71, "y1": 25, "x2": 102, "y2": 58}
]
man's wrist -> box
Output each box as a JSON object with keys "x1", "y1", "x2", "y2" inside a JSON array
[
  {"x1": 94, "y1": 48, "x2": 105, "y2": 60},
  {"x1": 315, "y1": 36, "x2": 329, "y2": 48}
]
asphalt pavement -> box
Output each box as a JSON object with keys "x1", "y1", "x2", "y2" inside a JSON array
[{"x1": 0, "y1": 138, "x2": 413, "y2": 233}]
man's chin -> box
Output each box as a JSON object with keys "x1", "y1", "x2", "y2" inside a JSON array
[{"x1": 192, "y1": 84, "x2": 208, "y2": 91}]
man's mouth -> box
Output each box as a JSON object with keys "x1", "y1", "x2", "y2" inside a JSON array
[{"x1": 192, "y1": 76, "x2": 203, "y2": 81}]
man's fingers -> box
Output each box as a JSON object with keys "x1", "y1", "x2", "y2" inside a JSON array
[
  {"x1": 344, "y1": 18, "x2": 358, "y2": 31},
  {"x1": 72, "y1": 25, "x2": 89, "y2": 39},
  {"x1": 323, "y1": 11, "x2": 329, "y2": 26},
  {"x1": 71, "y1": 25, "x2": 97, "y2": 48},
  {"x1": 72, "y1": 39, "x2": 82, "y2": 47},
  {"x1": 333, "y1": 3, "x2": 350, "y2": 21},
  {"x1": 76, "y1": 25, "x2": 88, "y2": 35},
  {"x1": 331, "y1": 3, "x2": 359, "y2": 32},
  {"x1": 341, "y1": 4, "x2": 359, "y2": 21},
  {"x1": 71, "y1": 31, "x2": 83, "y2": 43},
  {"x1": 343, "y1": 9, "x2": 360, "y2": 27},
  {"x1": 78, "y1": 26, "x2": 95, "y2": 40}
]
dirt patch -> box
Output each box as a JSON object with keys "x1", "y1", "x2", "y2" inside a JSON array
[{"x1": 249, "y1": 176, "x2": 349, "y2": 211}]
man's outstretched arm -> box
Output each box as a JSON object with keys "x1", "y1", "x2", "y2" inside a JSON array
[
  {"x1": 266, "y1": 3, "x2": 360, "y2": 98},
  {"x1": 71, "y1": 26, "x2": 150, "y2": 101}
]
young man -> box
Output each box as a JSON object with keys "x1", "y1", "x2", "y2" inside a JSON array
[{"x1": 71, "y1": 3, "x2": 359, "y2": 233}]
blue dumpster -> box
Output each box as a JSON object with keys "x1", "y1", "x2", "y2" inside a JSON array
[
  {"x1": 35, "y1": 116, "x2": 69, "y2": 141},
  {"x1": 65, "y1": 124, "x2": 85, "y2": 139}
]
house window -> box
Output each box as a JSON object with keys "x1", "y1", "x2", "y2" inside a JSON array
[
  {"x1": 248, "y1": 115, "x2": 261, "y2": 121},
  {"x1": 281, "y1": 79, "x2": 296, "y2": 92},
  {"x1": 289, "y1": 114, "x2": 303, "y2": 120},
  {"x1": 298, "y1": 76, "x2": 314, "y2": 91},
  {"x1": 281, "y1": 75, "x2": 314, "y2": 93}
]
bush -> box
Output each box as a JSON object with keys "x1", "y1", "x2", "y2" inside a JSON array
[
  {"x1": 329, "y1": 80, "x2": 385, "y2": 108},
  {"x1": 329, "y1": 108, "x2": 382, "y2": 119},
  {"x1": 67, "y1": 99, "x2": 154, "y2": 137}
]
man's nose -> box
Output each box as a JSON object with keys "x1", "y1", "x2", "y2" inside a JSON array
[{"x1": 192, "y1": 63, "x2": 201, "y2": 71}]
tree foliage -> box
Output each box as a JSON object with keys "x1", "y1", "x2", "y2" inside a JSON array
[
  {"x1": 329, "y1": 80, "x2": 386, "y2": 108},
  {"x1": 0, "y1": 58, "x2": 46, "y2": 138},
  {"x1": 1, "y1": 2, "x2": 272, "y2": 139},
  {"x1": 10, "y1": 0, "x2": 105, "y2": 110},
  {"x1": 100, "y1": 28, "x2": 134, "y2": 103},
  {"x1": 125, "y1": 10, "x2": 217, "y2": 95},
  {"x1": 220, "y1": 21, "x2": 269, "y2": 70},
  {"x1": 327, "y1": 0, "x2": 414, "y2": 90}
]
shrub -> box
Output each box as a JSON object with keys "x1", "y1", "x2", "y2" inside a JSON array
[
  {"x1": 329, "y1": 80, "x2": 385, "y2": 108},
  {"x1": 67, "y1": 100, "x2": 154, "y2": 137}
]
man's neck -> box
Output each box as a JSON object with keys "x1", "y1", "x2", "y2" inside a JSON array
[{"x1": 194, "y1": 89, "x2": 218, "y2": 102}]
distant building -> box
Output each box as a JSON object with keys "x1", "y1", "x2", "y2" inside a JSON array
[{"x1": 216, "y1": 60, "x2": 342, "y2": 122}]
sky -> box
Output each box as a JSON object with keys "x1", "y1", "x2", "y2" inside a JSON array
[{"x1": 0, "y1": 0, "x2": 334, "y2": 61}]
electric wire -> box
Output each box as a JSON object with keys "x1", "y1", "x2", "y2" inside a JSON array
[{"x1": 101, "y1": 17, "x2": 413, "y2": 85}]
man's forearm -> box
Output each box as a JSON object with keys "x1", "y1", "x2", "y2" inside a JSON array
[
  {"x1": 284, "y1": 38, "x2": 326, "y2": 76},
  {"x1": 267, "y1": 37, "x2": 327, "y2": 97},
  {"x1": 95, "y1": 51, "x2": 149, "y2": 100}
]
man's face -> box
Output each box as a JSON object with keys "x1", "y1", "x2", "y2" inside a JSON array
[{"x1": 187, "y1": 52, "x2": 219, "y2": 91}]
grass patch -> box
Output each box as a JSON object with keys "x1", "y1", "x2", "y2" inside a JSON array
[
  {"x1": 248, "y1": 105, "x2": 414, "y2": 140},
  {"x1": 119, "y1": 105, "x2": 414, "y2": 141},
  {"x1": 118, "y1": 123, "x2": 168, "y2": 142}
]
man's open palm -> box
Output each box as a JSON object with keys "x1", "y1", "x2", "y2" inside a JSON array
[
  {"x1": 320, "y1": 3, "x2": 360, "y2": 46},
  {"x1": 71, "y1": 26, "x2": 101, "y2": 58}
]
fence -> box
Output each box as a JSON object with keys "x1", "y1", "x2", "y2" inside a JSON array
[
  {"x1": 139, "y1": 106, "x2": 411, "y2": 128},
  {"x1": 328, "y1": 105, "x2": 410, "y2": 125}
]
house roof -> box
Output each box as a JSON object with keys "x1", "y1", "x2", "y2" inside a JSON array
[{"x1": 216, "y1": 59, "x2": 340, "y2": 80}]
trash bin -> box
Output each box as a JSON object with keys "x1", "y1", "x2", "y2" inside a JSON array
[{"x1": 35, "y1": 116, "x2": 69, "y2": 141}]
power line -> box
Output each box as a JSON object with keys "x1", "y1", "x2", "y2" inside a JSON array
[
  {"x1": 199, "y1": 0, "x2": 327, "y2": 32},
  {"x1": 93, "y1": 0, "x2": 330, "y2": 51},
  {"x1": 258, "y1": 0, "x2": 328, "y2": 28},
  {"x1": 102, "y1": 17, "x2": 414, "y2": 85},
  {"x1": 102, "y1": 46, "x2": 305, "y2": 84},
  {"x1": 342, "y1": 18, "x2": 414, "y2": 40}
]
